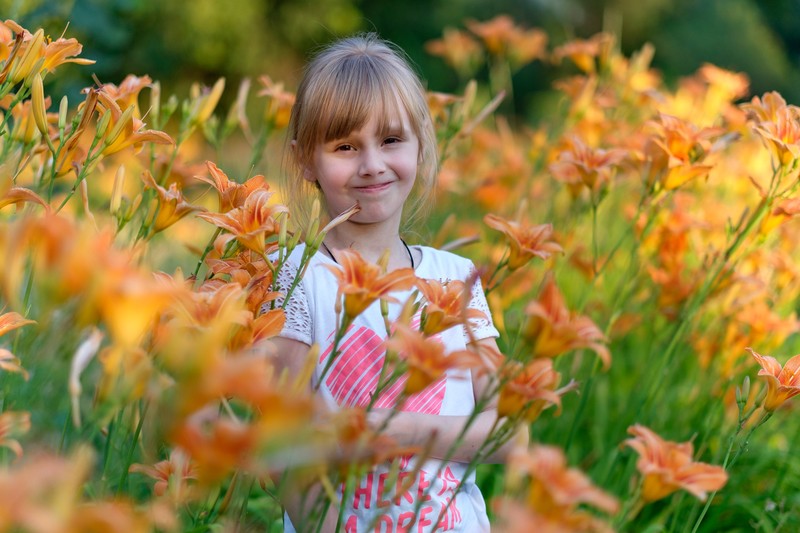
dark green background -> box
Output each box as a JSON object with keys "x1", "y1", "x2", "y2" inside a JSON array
[{"x1": 11, "y1": 0, "x2": 800, "y2": 120}]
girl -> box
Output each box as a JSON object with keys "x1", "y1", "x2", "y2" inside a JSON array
[{"x1": 272, "y1": 33, "x2": 519, "y2": 532}]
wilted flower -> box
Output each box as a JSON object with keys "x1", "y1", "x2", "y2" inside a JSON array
[
  {"x1": 523, "y1": 276, "x2": 610, "y2": 367},
  {"x1": 484, "y1": 214, "x2": 563, "y2": 271},
  {"x1": 323, "y1": 248, "x2": 417, "y2": 322},
  {"x1": 747, "y1": 347, "x2": 800, "y2": 412},
  {"x1": 624, "y1": 424, "x2": 728, "y2": 502},
  {"x1": 0, "y1": 310, "x2": 35, "y2": 337}
]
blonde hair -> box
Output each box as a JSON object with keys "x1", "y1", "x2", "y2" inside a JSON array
[{"x1": 285, "y1": 33, "x2": 438, "y2": 233}]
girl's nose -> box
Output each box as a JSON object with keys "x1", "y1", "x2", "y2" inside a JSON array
[{"x1": 358, "y1": 147, "x2": 386, "y2": 177}]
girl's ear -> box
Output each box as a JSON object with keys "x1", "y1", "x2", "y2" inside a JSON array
[{"x1": 291, "y1": 140, "x2": 316, "y2": 182}]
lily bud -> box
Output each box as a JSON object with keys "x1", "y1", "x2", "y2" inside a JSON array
[
  {"x1": 58, "y1": 95, "x2": 69, "y2": 131},
  {"x1": 31, "y1": 73, "x2": 49, "y2": 137},
  {"x1": 149, "y1": 81, "x2": 161, "y2": 126},
  {"x1": 110, "y1": 165, "x2": 126, "y2": 214},
  {"x1": 10, "y1": 28, "x2": 45, "y2": 84},
  {"x1": 94, "y1": 110, "x2": 112, "y2": 140}
]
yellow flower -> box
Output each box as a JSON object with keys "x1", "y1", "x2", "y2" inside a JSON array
[
  {"x1": 748, "y1": 347, "x2": 800, "y2": 412},
  {"x1": 624, "y1": 424, "x2": 728, "y2": 502},
  {"x1": 323, "y1": 248, "x2": 417, "y2": 321},
  {"x1": 484, "y1": 214, "x2": 563, "y2": 271},
  {"x1": 524, "y1": 276, "x2": 610, "y2": 367},
  {"x1": 196, "y1": 189, "x2": 287, "y2": 256},
  {"x1": 188, "y1": 77, "x2": 225, "y2": 127}
]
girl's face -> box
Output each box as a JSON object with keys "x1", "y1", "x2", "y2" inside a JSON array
[{"x1": 307, "y1": 106, "x2": 419, "y2": 229}]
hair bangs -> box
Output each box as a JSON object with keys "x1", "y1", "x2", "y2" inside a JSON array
[{"x1": 316, "y1": 56, "x2": 407, "y2": 144}]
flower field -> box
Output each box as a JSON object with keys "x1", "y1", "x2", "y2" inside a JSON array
[{"x1": 2, "y1": 14, "x2": 800, "y2": 532}]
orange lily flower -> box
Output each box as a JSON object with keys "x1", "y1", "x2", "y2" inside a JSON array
[
  {"x1": 140, "y1": 170, "x2": 205, "y2": 234},
  {"x1": 497, "y1": 359, "x2": 564, "y2": 422},
  {"x1": 95, "y1": 91, "x2": 173, "y2": 156},
  {"x1": 493, "y1": 497, "x2": 615, "y2": 533},
  {"x1": 509, "y1": 443, "x2": 619, "y2": 516},
  {"x1": 3, "y1": 20, "x2": 94, "y2": 83},
  {"x1": 549, "y1": 136, "x2": 627, "y2": 193},
  {"x1": 129, "y1": 449, "x2": 197, "y2": 499},
  {"x1": 0, "y1": 349, "x2": 28, "y2": 379},
  {"x1": 415, "y1": 278, "x2": 486, "y2": 336},
  {"x1": 197, "y1": 189, "x2": 287, "y2": 256},
  {"x1": 99, "y1": 74, "x2": 152, "y2": 118},
  {"x1": 196, "y1": 161, "x2": 270, "y2": 213},
  {"x1": 0, "y1": 310, "x2": 35, "y2": 337},
  {"x1": 0, "y1": 410, "x2": 30, "y2": 458},
  {"x1": 747, "y1": 347, "x2": 800, "y2": 412},
  {"x1": 524, "y1": 276, "x2": 610, "y2": 367},
  {"x1": 750, "y1": 105, "x2": 800, "y2": 168},
  {"x1": 257, "y1": 75, "x2": 295, "y2": 129},
  {"x1": 466, "y1": 15, "x2": 547, "y2": 69},
  {"x1": 0, "y1": 186, "x2": 49, "y2": 212},
  {"x1": 484, "y1": 214, "x2": 563, "y2": 271},
  {"x1": 385, "y1": 322, "x2": 483, "y2": 396},
  {"x1": 644, "y1": 113, "x2": 723, "y2": 189},
  {"x1": 323, "y1": 248, "x2": 417, "y2": 321},
  {"x1": 8, "y1": 99, "x2": 41, "y2": 143},
  {"x1": 552, "y1": 33, "x2": 615, "y2": 73},
  {"x1": 624, "y1": 424, "x2": 728, "y2": 502},
  {"x1": 425, "y1": 28, "x2": 483, "y2": 76},
  {"x1": 742, "y1": 91, "x2": 789, "y2": 123},
  {"x1": 170, "y1": 417, "x2": 258, "y2": 486}
]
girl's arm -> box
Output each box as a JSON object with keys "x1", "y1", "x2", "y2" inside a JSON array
[
  {"x1": 367, "y1": 337, "x2": 527, "y2": 464},
  {"x1": 269, "y1": 336, "x2": 341, "y2": 533}
]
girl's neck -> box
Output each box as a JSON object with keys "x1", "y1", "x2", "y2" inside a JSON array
[{"x1": 323, "y1": 223, "x2": 415, "y2": 270}]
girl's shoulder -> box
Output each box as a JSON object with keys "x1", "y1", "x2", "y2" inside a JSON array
[{"x1": 415, "y1": 245, "x2": 478, "y2": 280}]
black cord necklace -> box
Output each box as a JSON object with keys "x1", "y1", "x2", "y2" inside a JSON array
[{"x1": 320, "y1": 239, "x2": 416, "y2": 269}]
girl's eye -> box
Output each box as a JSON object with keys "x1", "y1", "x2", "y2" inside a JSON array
[
  {"x1": 384, "y1": 137, "x2": 401, "y2": 145},
  {"x1": 336, "y1": 144, "x2": 354, "y2": 152}
]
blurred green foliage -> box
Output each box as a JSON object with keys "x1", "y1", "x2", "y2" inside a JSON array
[{"x1": 5, "y1": 0, "x2": 800, "y2": 118}]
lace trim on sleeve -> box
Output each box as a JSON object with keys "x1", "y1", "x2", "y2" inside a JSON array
[
  {"x1": 465, "y1": 267, "x2": 497, "y2": 342},
  {"x1": 263, "y1": 259, "x2": 313, "y2": 344}
]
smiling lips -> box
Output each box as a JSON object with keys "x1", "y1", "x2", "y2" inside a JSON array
[{"x1": 354, "y1": 182, "x2": 393, "y2": 192}]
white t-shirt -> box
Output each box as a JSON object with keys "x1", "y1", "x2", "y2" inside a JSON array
[{"x1": 276, "y1": 243, "x2": 498, "y2": 532}]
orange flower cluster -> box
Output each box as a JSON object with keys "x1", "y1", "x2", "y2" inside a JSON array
[
  {"x1": 494, "y1": 444, "x2": 619, "y2": 532},
  {"x1": 624, "y1": 425, "x2": 728, "y2": 502}
]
